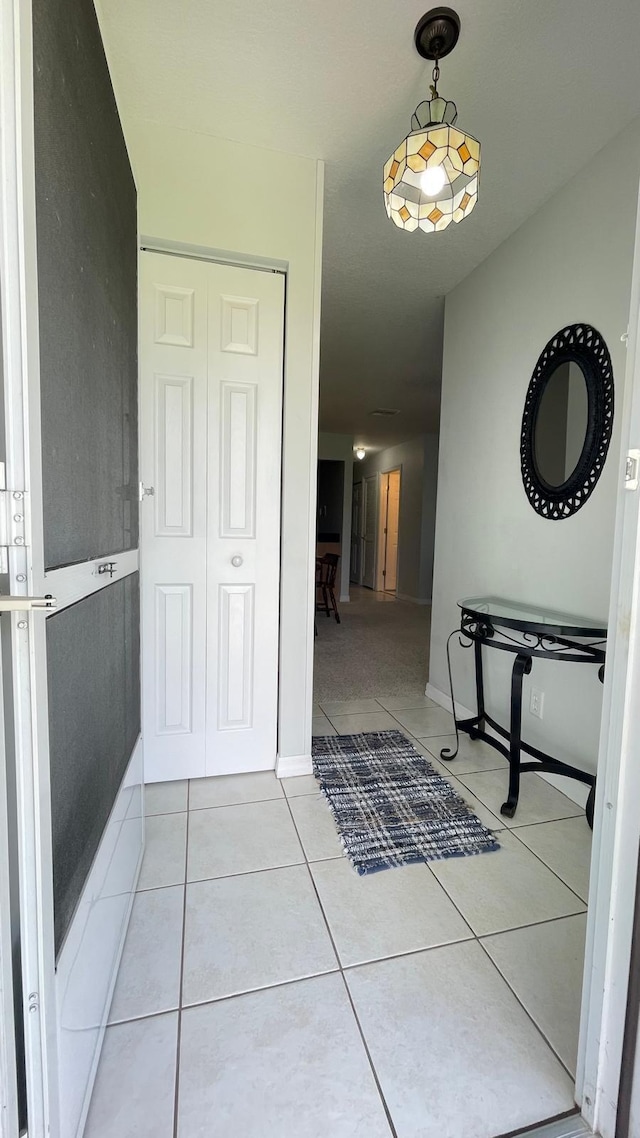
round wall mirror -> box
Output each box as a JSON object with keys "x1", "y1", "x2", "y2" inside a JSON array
[
  {"x1": 534, "y1": 360, "x2": 589, "y2": 488},
  {"x1": 520, "y1": 324, "x2": 614, "y2": 519}
]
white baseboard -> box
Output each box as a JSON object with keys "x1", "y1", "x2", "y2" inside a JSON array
[
  {"x1": 276, "y1": 752, "x2": 313, "y2": 779},
  {"x1": 57, "y1": 736, "x2": 143, "y2": 1138},
  {"x1": 397, "y1": 593, "x2": 431, "y2": 605},
  {"x1": 339, "y1": 594, "x2": 350, "y2": 603},
  {"x1": 425, "y1": 683, "x2": 587, "y2": 807},
  {"x1": 426, "y1": 682, "x2": 474, "y2": 720}
]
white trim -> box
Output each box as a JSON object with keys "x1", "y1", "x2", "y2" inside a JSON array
[
  {"x1": 56, "y1": 737, "x2": 143, "y2": 1138},
  {"x1": 140, "y1": 235, "x2": 287, "y2": 275},
  {"x1": 45, "y1": 549, "x2": 139, "y2": 613},
  {"x1": 0, "y1": 643, "x2": 19, "y2": 1136},
  {"x1": 577, "y1": 183, "x2": 640, "y2": 1138},
  {"x1": 275, "y1": 752, "x2": 312, "y2": 779},
  {"x1": 425, "y1": 681, "x2": 474, "y2": 721},
  {"x1": 517, "y1": 1118, "x2": 592, "y2": 1138},
  {"x1": 339, "y1": 594, "x2": 350, "y2": 603},
  {"x1": 0, "y1": 0, "x2": 59, "y2": 1131},
  {"x1": 297, "y1": 161, "x2": 324, "y2": 764}
]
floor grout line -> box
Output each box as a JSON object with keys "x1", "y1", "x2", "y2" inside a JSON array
[
  {"x1": 475, "y1": 935, "x2": 578, "y2": 1083},
  {"x1": 282, "y1": 792, "x2": 398, "y2": 1138},
  {"x1": 107, "y1": 901, "x2": 589, "y2": 1032},
  {"x1": 124, "y1": 721, "x2": 590, "y2": 1133},
  {"x1": 422, "y1": 849, "x2": 584, "y2": 1087},
  {"x1": 507, "y1": 827, "x2": 590, "y2": 905},
  {"x1": 171, "y1": 780, "x2": 191, "y2": 1137}
]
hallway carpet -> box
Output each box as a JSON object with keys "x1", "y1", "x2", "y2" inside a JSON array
[{"x1": 314, "y1": 589, "x2": 430, "y2": 702}]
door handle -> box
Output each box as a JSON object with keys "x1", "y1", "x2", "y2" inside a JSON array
[
  {"x1": 231, "y1": 555, "x2": 243, "y2": 568},
  {"x1": 0, "y1": 594, "x2": 56, "y2": 611}
]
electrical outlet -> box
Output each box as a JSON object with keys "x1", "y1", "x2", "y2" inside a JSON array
[{"x1": 529, "y1": 688, "x2": 544, "y2": 718}]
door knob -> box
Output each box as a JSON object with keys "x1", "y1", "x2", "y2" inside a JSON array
[{"x1": 231, "y1": 555, "x2": 243, "y2": 568}]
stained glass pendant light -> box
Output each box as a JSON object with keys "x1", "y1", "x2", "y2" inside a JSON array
[{"x1": 384, "y1": 7, "x2": 480, "y2": 234}]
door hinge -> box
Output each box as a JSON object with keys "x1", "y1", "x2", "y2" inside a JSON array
[
  {"x1": 625, "y1": 449, "x2": 640, "y2": 491},
  {"x1": 0, "y1": 462, "x2": 28, "y2": 574},
  {"x1": 138, "y1": 481, "x2": 155, "y2": 501}
]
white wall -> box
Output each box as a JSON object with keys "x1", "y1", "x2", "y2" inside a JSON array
[
  {"x1": 317, "y1": 432, "x2": 353, "y2": 601},
  {"x1": 420, "y1": 436, "x2": 439, "y2": 603},
  {"x1": 126, "y1": 121, "x2": 323, "y2": 769},
  {"x1": 429, "y1": 118, "x2": 640, "y2": 783},
  {"x1": 356, "y1": 434, "x2": 438, "y2": 602}
]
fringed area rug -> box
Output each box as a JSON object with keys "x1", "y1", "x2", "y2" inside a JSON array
[{"x1": 312, "y1": 730, "x2": 500, "y2": 874}]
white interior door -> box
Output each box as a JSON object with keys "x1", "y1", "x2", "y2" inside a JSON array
[
  {"x1": 140, "y1": 251, "x2": 285, "y2": 781},
  {"x1": 384, "y1": 469, "x2": 401, "y2": 592},
  {"x1": 362, "y1": 474, "x2": 378, "y2": 589}
]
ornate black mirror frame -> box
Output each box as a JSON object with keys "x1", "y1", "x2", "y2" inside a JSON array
[{"x1": 520, "y1": 323, "x2": 614, "y2": 520}]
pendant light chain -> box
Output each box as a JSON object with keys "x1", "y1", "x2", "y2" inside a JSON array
[{"x1": 430, "y1": 58, "x2": 440, "y2": 98}]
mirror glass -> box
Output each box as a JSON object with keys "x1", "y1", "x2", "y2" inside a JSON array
[{"x1": 534, "y1": 361, "x2": 589, "y2": 486}]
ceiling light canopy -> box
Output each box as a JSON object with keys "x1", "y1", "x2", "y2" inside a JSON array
[{"x1": 384, "y1": 7, "x2": 480, "y2": 235}]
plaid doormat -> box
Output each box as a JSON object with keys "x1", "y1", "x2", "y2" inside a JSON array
[{"x1": 312, "y1": 730, "x2": 500, "y2": 874}]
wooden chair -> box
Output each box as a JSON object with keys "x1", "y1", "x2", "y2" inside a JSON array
[{"x1": 316, "y1": 553, "x2": 340, "y2": 624}]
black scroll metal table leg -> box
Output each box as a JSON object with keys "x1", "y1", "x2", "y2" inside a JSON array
[
  {"x1": 586, "y1": 784, "x2": 595, "y2": 830},
  {"x1": 501, "y1": 653, "x2": 532, "y2": 818},
  {"x1": 469, "y1": 636, "x2": 486, "y2": 740}
]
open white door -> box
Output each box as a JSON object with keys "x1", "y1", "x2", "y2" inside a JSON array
[
  {"x1": 0, "y1": 1, "x2": 59, "y2": 1132},
  {"x1": 140, "y1": 251, "x2": 285, "y2": 782},
  {"x1": 384, "y1": 468, "x2": 400, "y2": 593}
]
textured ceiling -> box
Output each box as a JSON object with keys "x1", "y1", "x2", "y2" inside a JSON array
[{"x1": 97, "y1": 0, "x2": 640, "y2": 447}]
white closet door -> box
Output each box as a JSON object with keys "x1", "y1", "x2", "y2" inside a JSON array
[
  {"x1": 205, "y1": 263, "x2": 284, "y2": 775},
  {"x1": 140, "y1": 252, "x2": 284, "y2": 781},
  {"x1": 140, "y1": 253, "x2": 209, "y2": 780}
]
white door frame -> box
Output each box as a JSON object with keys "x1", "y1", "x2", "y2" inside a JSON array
[
  {"x1": 375, "y1": 465, "x2": 401, "y2": 593},
  {"x1": 576, "y1": 184, "x2": 640, "y2": 1138},
  {"x1": 0, "y1": 655, "x2": 19, "y2": 1136},
  {"x1": 0, "y1": 0, "x2": 59, "y2": 1132}
]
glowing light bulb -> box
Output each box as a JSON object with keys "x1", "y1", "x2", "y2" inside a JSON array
[
  {"x1": 420, "y1": 165, "x2": 446, "y2": 196},
  {"x1": 355, "y1": 447, "x2": 366, "y2": 461}
]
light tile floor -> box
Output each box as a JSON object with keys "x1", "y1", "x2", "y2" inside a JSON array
[{"x1": 85, "y1": 696, "x2": 590, "y2": 1138}]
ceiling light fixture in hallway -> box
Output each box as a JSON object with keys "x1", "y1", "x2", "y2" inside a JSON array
[{"x1": 384, "y1": 7, "x2": 480, "y2": 234}]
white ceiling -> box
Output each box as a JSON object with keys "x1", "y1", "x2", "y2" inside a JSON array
[{"x1": 98, "y1": 0, "x2": 640, "y2": 447}]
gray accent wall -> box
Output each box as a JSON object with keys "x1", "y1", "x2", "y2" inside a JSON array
[
  {"x1": 47, "y1": 577, "x2": 140, "y2": 952},
  {"x1": 33, "y1": 0, "x2": 138, "y2": 571},
  {"x1": 32, "y1": 0, "x2": 139, "y2": 953}
]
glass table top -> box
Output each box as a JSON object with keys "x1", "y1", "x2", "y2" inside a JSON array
[{"x1": 458, "y1": 595, "x2": 607, "y2": 637}]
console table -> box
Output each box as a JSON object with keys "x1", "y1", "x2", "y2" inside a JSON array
[{"x1": 442, "y1": 596, "x2": 607, "y2": 828}]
